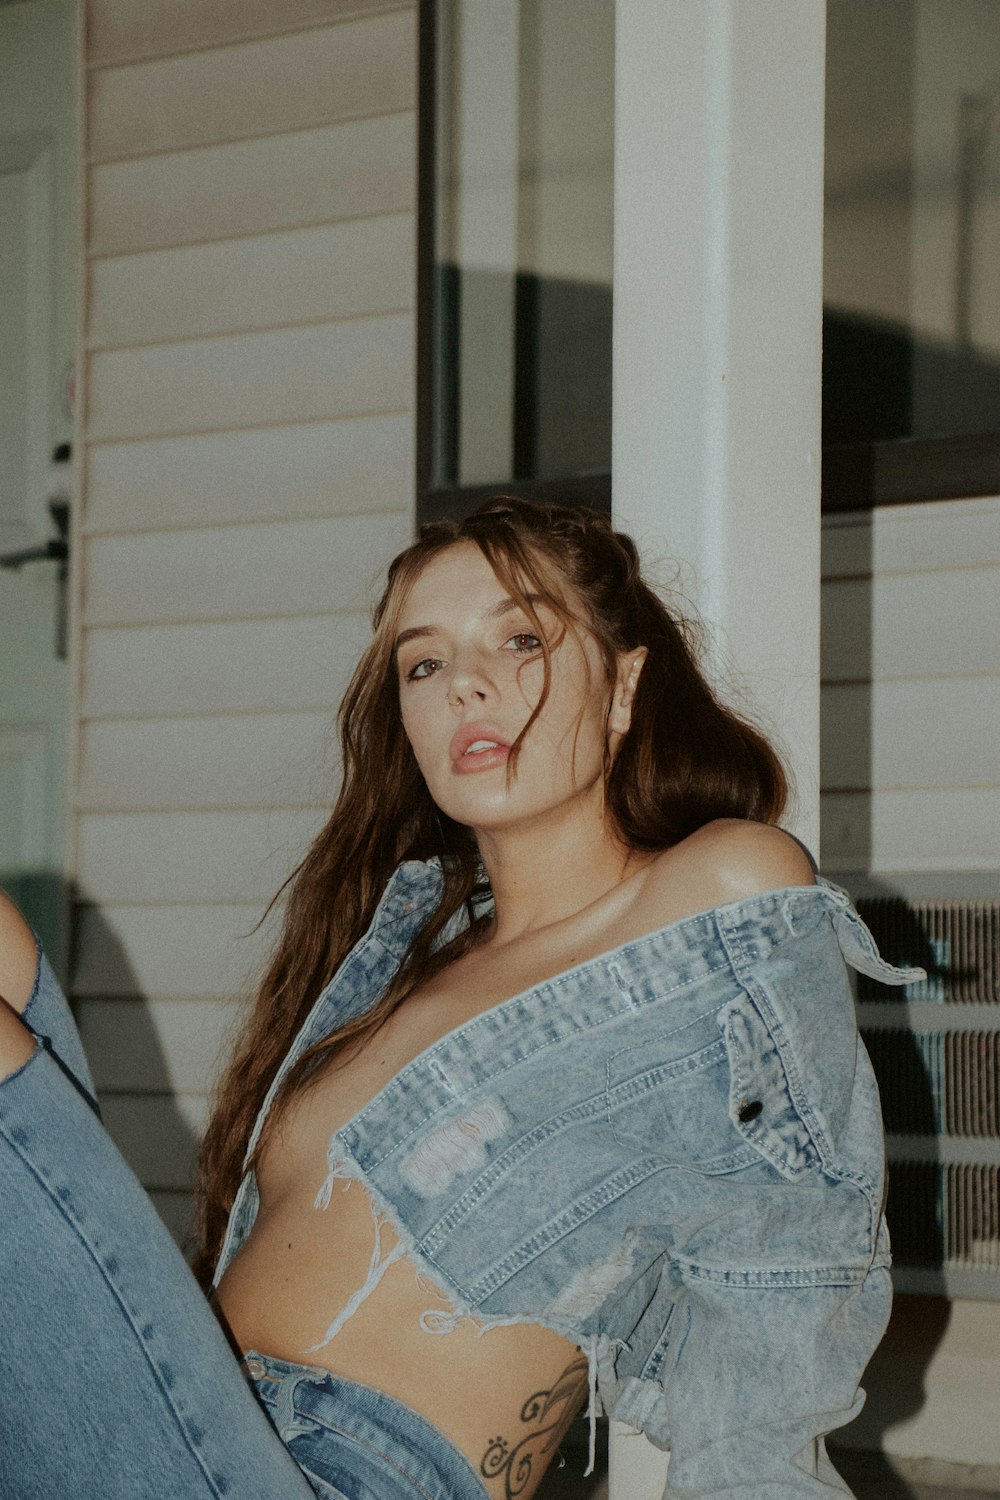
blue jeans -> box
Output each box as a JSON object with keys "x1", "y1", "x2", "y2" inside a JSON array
[{"x1": 0, "y1": 948, "x2": 487, "y2": 1500}]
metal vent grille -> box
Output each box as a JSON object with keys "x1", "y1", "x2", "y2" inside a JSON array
[
  {"x1": 862, "y1": 1029, "x2": 1000, "y2": 1137},
  {"x1": 855, "y1": 896, "x2": 1000, "y2": 1298},
  {"x1": 886, "y1": 1161, "x2": 1000, "y2": 1272},
  {"x1": 857, "y1": 898, "x2": 999, "y2": 1003}
]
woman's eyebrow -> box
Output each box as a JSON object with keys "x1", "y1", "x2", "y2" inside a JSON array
[
  {"x1": 394, "y1": 623, "x2": 436, "y2": 651},
  {"x1": 394, "y1": 595, "x2": 545, "y2": 653},
  {"x1": 483, "y1": 592, "x2": 545, "y2": 622}
]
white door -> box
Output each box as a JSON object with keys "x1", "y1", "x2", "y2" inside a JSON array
[{"x1": 0, "y1": 0, "x2": 78, "y2": 973}]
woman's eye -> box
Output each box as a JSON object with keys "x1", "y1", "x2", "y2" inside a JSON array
[
  {"x1": 405, "y1": 658, "x2": 441, "y2": 681},
  {"x1": 504, "y1": 631, "x2": 542, "y2": 654}
]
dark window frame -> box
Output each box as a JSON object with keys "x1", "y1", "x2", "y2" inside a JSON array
[
  {"x1": 418, "y1": 3, "x2": 998, "y2": 521},
  {"x1": 822, "y1": 433, "x2": 1000, "y2": 512},
  {"x1": 416, "y1": 0, "x2": 611, "y2": 527}
]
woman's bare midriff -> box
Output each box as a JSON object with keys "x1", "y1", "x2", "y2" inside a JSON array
[
  {"x1": 215, "y1": 1174, "x2": 587, "y2": 1498},
  {"x1": 213, "y1": 939, "x2": 606, "y2": 1499}
]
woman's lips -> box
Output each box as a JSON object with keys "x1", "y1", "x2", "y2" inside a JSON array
[{"x1": 450, "y1": 724, "x2": 512, "y2": 774}]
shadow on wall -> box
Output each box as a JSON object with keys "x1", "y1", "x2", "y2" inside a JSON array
[
  {"x1": 822, "y1": 512, "x2": 952, "y2": 1494},
  {"x1": 2, "y1": 870, "x2": 202, "y2": 1257}
]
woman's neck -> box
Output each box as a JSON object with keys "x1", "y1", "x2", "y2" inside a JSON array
[{"x1": 475, "y1": 795, "x2": 646, "y2": 947}]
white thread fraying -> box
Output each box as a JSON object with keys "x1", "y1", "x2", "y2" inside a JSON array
[
  {"x1": 399, "y1": 1097, "x2": 512, "y2": 1199},
  {"x1": 305, "y1": 1209, "x2": 408, "y2": 1351},
  {"x1": 311, "y1": 1147, "x2": 475, "y2": 1344},
  {"x1": 314, "y1": 1152, "x2": 361, "y2": 1212},
  {"x1": 584, "y1": 1335, "x2": 600, "y2": 1477},
  {"x1": 548, "y1": 1242, "x2": 639, "y2": 1320},
  {"x1": 419, "y1": 1306, "x2": 464, "y2": 1334}
]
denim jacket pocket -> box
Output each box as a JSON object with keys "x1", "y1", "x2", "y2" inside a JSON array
[
  {"x1": 606, "y1": 1027, "x2": 760, "y2": 1173},
  {"x1": 718, "y1": 990, "x2": 823, "y2": 1180}
]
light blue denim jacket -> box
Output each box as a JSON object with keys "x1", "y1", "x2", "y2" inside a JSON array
[{"x1": 215, "y1": 862, "x2": 921, "y2": 1498}]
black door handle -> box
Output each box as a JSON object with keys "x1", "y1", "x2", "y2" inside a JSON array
[
  {"x1": 0, "y1": 537, "x2": 69, "y2": 569},
  {"x1": 0, "y1": 500, "x2": 70, "y2": 571}
]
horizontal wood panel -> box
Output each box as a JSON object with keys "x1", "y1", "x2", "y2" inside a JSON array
[
  {"x1": 77, "y1": 808, "x2": 324, "y2": 904},
  {"x1": 87, "y1": 314, "x2": 413, "y2": 441},
  {"x1": 82, "y1": 614, "x2": 372, "y2": 718},
  {"x1": 89, "y1": 112, "x2": 415, "y2": 255},
  {"x1": 88, "y1": 0, "x2": 400, "y2": 67},
  {"x1": 89, "y1": 213, "x2": 414, "y2": 348},
  {"x1": 821, "y1": 678, "x2": 1000, "y2": 791},
  {"x1": 822, "y1": 496, "x2": 1000, "y2": 579},
  {"x1": 98, "y1": 1091, "x2": 208, "y2": 1190},
  {"x1": 79, "y1": 712, "x2": 336, "y2": 810},
  {"x1": 74, "y1": 902, "x2": 279, "y2": 997},
  {"x1": 821, "y1": 788, "x2": 1000, "y2": 873},
  {"x1": 822, "y1": 568, "x2": 1000, "y2": 682},
  {"x1": 83, "y1": 512, "x2": 410, "y2": 625},
  {"x1": 79, "y1": 995, "x2": 243, "y2": 1094},
  {"x1": 89, "y1": 9, "x2": 416, "y2": 160},
  {"x1": 85, "y1": 414, "x2": 412, "y2": 533}
]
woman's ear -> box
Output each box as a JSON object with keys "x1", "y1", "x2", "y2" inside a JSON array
[{"x1": 608, "y1": 646, "x2": 647, "y2": 736}]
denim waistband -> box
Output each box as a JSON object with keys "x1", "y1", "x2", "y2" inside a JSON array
[{"x1": 243, "y1": 1351, "x2": 490, "y2": 1500}]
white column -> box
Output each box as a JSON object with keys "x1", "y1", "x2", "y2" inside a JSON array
[
  {"x1": 612, "y1": 0, "x2": 826, "y2": 856},
  {"x1": 610, "y1": 2, "x2": 827, "y2": 1495}
]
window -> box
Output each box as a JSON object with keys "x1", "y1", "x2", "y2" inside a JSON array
[
  {"x1": 824, "y1": 0, "x2": 1000, "y2": 507},
  {"x1": 418, "y1": 0, "x2": 613, "y2": 524}
]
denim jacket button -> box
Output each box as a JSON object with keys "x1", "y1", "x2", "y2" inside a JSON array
[{"x1": 738, "y1": 1098, "x2": 763, "y2": 1122}]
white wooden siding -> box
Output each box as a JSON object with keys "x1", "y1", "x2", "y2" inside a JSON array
[
  {"x1": 85, "y1": 415, "x2": 412, "y2": 533},
  {"x1": 78, "y1": 713, "x2": 336, "y2": 811},
  {"x1": 88, "y1": 10, "x2": 416, "y2": 160},
  {"x1": 88, "y1": 0, "x2": 396, "y2": 69},
  {"x1": 820, "y1": 496, "x2": 1000, "y2": 874},
  {"x1": 76, "y1": 0, "x2": 417, "y2": 1241},
  {"x1": 90, "y1": 113, "x2": 415, "y2": 255},
  {"x1": 77, "y1": 810, "x2": 326, "y2": 905},
  {"x1": 83, "y1": 513, "x2": 411, "y2": 624},
  {"x1": 81, "y1": 614, "x2": 372, "y2": 718},
  {"x1": 78, "y1": 997, "x2": 244, "y2": 1094},
  {"x1": 74, "y1": 902, "x2": 280, "y2": 998},
  {"x1": 88, "y1": 214, "x2": 415, "y2": 348},
  {"x1": 88, "y1": 315, "x2": 413, "y2": 440}
]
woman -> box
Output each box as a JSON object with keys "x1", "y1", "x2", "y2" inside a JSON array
[{"x1": 0, "y1": 499, "x2": 917, "y2": 1499}]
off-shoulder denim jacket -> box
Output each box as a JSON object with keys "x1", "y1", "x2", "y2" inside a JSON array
[{"x1": 214, "y1": 862, "x2": 921, "y2": 1498}]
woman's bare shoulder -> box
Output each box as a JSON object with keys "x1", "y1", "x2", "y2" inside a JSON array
[
  {"x1": 0, "y1": 891, "x2": 40, "y2": 1013},
  {"x1": 640, "y1": 820, "x2": 815, "y2": 924}
]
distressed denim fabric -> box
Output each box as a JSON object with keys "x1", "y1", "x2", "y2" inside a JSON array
[
  {"x1": 215, "y1": 862, "x2": 921, "y2": 1500},
  {"x1": 243, "y1": 1353, "x2": 489, "y2": 1499},
  {"x1": 0, "y1": 944, "x2": 318, "y2": 1499}
]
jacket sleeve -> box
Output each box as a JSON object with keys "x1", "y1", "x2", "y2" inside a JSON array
[
  {"x1": 627, "y1": 890, "x2": 913, "y2": 1498},
  {"x1": 649, "y1": 1251, "x2": 892, "y2": 1498}
]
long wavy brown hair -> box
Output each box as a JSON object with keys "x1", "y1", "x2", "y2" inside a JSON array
[{"x1": 192, "y1": 497, "x2": 788, "y2": 1284}]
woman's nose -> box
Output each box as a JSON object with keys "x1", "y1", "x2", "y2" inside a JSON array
[{"x1": 447, "y1": 656, "x2": 493, "y2": 707}]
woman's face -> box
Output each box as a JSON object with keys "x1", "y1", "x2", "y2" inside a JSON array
[{"x1": 395, "y1": 542, "x2": 640, "y2": 836}]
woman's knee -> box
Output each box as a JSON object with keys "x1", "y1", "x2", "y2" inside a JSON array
[
  {"x1": 0, "y1": 997, "x2": 37, "y2": 1081},
  {"x1": 0, "y1": 891, "x2": 39, "y2": 1015}
]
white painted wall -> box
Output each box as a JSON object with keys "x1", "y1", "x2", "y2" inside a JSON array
[{"x1": 74, "y1": 0, "x2": 417, "y2": 1240}]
